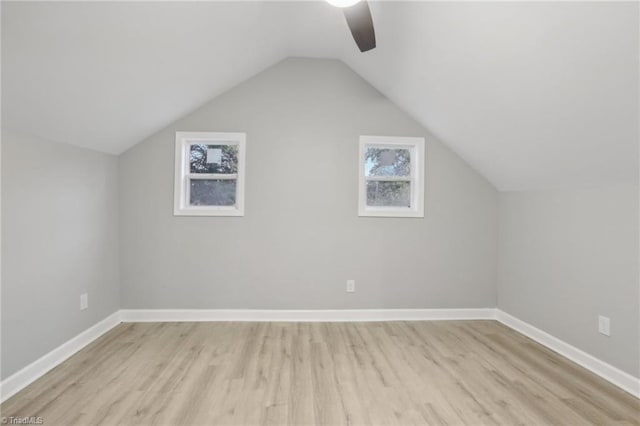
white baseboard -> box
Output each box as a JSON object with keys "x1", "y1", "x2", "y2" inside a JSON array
[
  {"x1": 119, "y1": 308, "x2": 495, "y2": 323},
  {"x1": 2, "y1": 308, "x2": 637, "y2": 404},
  {"x1": 0, "y1": 311, "x2": 122, "y2": 403},
  {"x1": 495, "y1": 309, "x2": 640, "y2": 399}
]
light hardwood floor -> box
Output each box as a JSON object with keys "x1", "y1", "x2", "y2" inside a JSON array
[{"x1": 1, "y1": 321, "x2": 638, "y2": 425}]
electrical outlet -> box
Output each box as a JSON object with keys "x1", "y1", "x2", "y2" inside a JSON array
[
  {"x1": 598, "y1": 315, "x2": 610, "y2": 336},
  {"x1": 80, "y1": 293, "x2": 88, "y2": 310},
  {"x1": 346, "y1": 280, "x2": 355, "y2": 293}
]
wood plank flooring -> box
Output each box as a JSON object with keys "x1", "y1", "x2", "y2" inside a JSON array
[{"x1": 1, "y1": 321, "x2": 638, "y2": 425}]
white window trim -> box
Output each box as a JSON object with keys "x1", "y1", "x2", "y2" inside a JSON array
[
  {"x1": 358, "y1": 135, "x2": 425, "y2": 218},
  {"x1": 174, "y1": 131, "x2": 246, "y2": 217}
]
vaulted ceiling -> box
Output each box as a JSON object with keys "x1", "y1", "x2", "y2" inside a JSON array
[{"x1": 3, "y1": 1, "x2": 638, "y2": 191}]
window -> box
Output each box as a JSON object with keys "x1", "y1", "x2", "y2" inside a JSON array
[
  {"x1": 174, "y1": 132, "x2": 246, "y2": 216},
  {"x1": 358, "y1": 135, "x2": 425, "y2": 217}
]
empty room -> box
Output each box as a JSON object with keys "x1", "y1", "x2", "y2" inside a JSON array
[{"x1": 1, "y1": 1, "x2": 638, "y2": 425}]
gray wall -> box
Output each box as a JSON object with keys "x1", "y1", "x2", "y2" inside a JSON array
[
  {"x1": 119, "y1": 58, "x2": 499, "y2": 309},
  {"x1": 2, "y1": 56, "x2": 636, "y2": 386},
  {"x1": 1, "y1": 129, "x2": 120, "y2": 379},
  {"x1": 498, "y1": 186, "x2": 639, "y2": 376}
]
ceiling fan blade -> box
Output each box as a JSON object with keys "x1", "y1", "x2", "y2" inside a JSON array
[{"x1": 343, "y1": 1, "x2": 376, "y2": 52}]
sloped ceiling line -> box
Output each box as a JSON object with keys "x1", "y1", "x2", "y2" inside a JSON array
[{"x1": 3, "y1": 1, "x2": 638, "y2": 191}]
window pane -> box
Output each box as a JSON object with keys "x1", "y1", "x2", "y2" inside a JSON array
[
  {"x1": 366, "y1": 181, "x2": 411, "y2": 207},
  {"x1": 190, "y1": 144, "x2": 238, "y2": 174},
  {"x1": 365, "y1": 148, "x2": 411, "y2": 177},
  {"x1": 190, "y1": 179, "x2": 237, "y2": 206}
]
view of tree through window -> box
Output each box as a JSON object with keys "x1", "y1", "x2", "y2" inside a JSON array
[
  {"x1": 188, "y1": 144, "x2": 239, "y2": 207},
  {"x1": 190, "y1": 179, "x2": 236, "y2": 206},
  {"x1": 365, "y1": 147, "x2": 412, "y2": 207},
  {"x1": 365, "y1": 148, "x2": 410, "y2": 176},
  {"x1": 175, "y1": 132, "x2": 246, "y2": 216},
  {"x1": 366, "y1": 181, "x2": 411, "y2": 207},
  {"x1": 190, "y1": 144, "x2": 238, "y2": 174}
]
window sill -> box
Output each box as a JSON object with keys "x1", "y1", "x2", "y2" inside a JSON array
[
  {"x1": 358, "y1": 208, "x2": 424, "y2": 218},
  {"x1": 173, "y1": 207, "x2": 244, "y2": 217}
]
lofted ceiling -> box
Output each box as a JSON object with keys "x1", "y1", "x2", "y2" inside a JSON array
[{"x1": 2, "y1": 1, "x2": 638, "y2": 191}]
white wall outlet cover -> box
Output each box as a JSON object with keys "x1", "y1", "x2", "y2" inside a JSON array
[
  {"x1": 80, "y1": 293, "x2": 88, "y2": 310},
  {"x1": 346, "y1": 280, "x2": 355, "y2": 293},
  {"x1": 598, "y1": 315, "x2": 610, "y2": 336}
]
